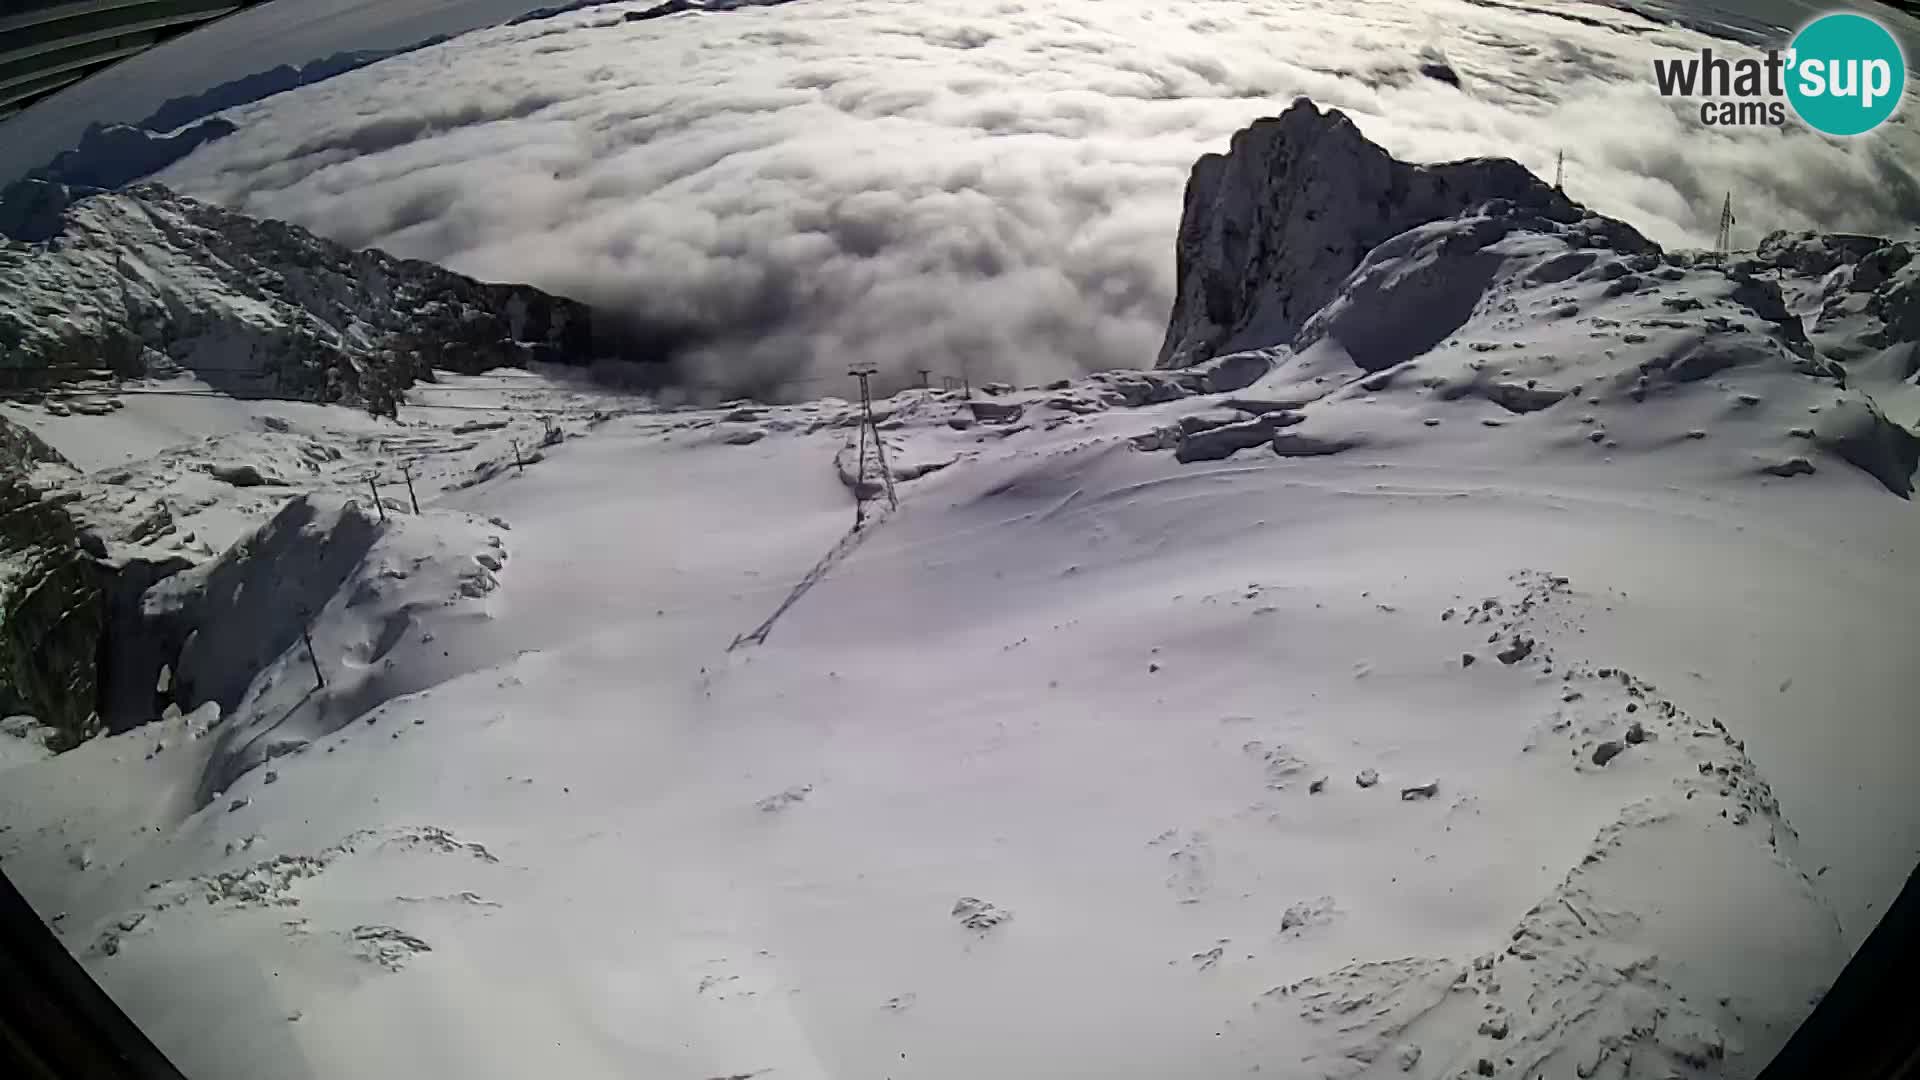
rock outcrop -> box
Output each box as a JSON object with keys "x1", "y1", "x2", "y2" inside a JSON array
[
  {"x1": 1743, "y1": 231, "x2": 1920, "y2": 493},
  {"x1": 1156, "y1": 98, "x2": 1652, "y2": 369},
  {"x1": 0, "y1": 183, "x2": 630, "y2": 413},
  {"x1": 0, "y1": 418, "x2": 156, "y2": 748},
  {"x1": 1145, "y1": 99, "x2": 1917, "y2": 496}
]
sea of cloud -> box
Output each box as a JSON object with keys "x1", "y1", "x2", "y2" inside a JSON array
[{"x1": 156, "y1": 0, "x2": 1920, "y2": 398}]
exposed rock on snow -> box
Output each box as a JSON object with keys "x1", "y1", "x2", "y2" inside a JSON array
[
  {"x1": 968, "y1": 399, "x2": 1026, "y2": 423},
  {"x1": 1270, "y1": 432, "x2": 1360, "y2": 457},
  {"x1": 1496, "y1": 636, "x2": 1534, "y2": 665},
  {"x1": 0, "y1": 184, "x2": 625, "y2": 412},
  {"x1": 205, "y1": 463, "x2": 277, "y2": 488},
  {"x1": 1186, "y1": 347, "x2": 1284, "y2": 393},
  {"x1": 1092, "y1": 370, "x2": 1197, "y2": 407},
  {"x1": 756, "y1": 783, "x2": 812, "y2": 812},
  {"x1": 1175, "y1": 410, "x2": 1302, "y2": 462},
  {"x1": 1279, "y1": 895, "x2": 1338, "y2": 934},
  {"x1": 348, "y1": 924, "x2": 433, "y2": 971},
  {"x1": 0, "y1": 714, "x2": 55, "y2": 772},
  {"x1": 951, "y1": 895, "x2": 1013, "y2": 932},
  {"x1": 0, "y1": 418, "x2": 143, "y2": 748}
]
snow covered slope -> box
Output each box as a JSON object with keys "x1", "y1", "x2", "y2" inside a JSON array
[{"x1": 0, "y1": 102, "x2": 1915, "y2": 1080}]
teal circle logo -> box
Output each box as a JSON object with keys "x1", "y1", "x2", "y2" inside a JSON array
[{"x1": 1786, "y1": 12, "x2": 1906, "y2": 136}]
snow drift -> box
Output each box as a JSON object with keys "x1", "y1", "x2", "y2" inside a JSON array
[{"x1": 132, "y1": 494, "x2": 513, "y2": 800}]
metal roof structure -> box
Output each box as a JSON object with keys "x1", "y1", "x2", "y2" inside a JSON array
[{"x1": 0, "y1": 0, "x2": 269, "y2": 120}]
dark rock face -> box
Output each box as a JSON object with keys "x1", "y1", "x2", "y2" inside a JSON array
[
  {"x1": 1156, "y1": 98, "x2": 1652, "y2": 369},
  {"x1": 31, "y1": 119, "x2": 238, "y2": 192},
  {"x1": 139, "y1": 47, "x2": 437, "y2": 136},
  {"x1": 96, "y1": 555, "x2": 195, "y2": 735},
  {"x1": 0, "y1": 183, "x2": 629, "y2": 413},
  {"x1": 1744, "y1": 231, "x2": 1889, "y2": 277},
  {"x1": 0, "y1": 483, "x2": 102, "y2": 748},
  {"x1": 0, "y1": 179, "x2": 74, "y2": 245},
  {"x1": 0, "y1": 418, "x2": 105, "y2": 748},
  {"x1": 12, "y1": 47, "x2": 451, "y2": 195},
  {"x1": 0, "y1": 417, "x2": 203, "y2": 744}
]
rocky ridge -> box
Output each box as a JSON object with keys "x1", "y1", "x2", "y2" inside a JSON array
[
  {"x1": 0, "y1": 181, "x2": 622, "y2": 414},
  {"x1": 1151, "y1": 98, "x2": 1920, "y2": 498}
]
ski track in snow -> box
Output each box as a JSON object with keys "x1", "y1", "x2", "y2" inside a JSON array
[{"x1": 0, "y1": 341, "x2": 1913, "y2": 1079}]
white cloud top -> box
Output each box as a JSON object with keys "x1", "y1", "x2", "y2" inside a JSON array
[{"x1": 159, "y1": 0, "x2": 1920, "y2": 396}]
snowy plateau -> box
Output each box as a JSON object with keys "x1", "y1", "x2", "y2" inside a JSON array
[{"x1": 0, "y1": 99, "x2": 1917, "y2": 1080}]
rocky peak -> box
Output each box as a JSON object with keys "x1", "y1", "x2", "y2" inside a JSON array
[{"x1": 1156, "y1": 98, "x2": 1653, "y2": 369}]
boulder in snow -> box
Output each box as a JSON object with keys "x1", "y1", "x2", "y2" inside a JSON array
[
  {"x1": 1177, "y1": 412, "x2": 1304, "y2": 463},
  {"x1": 206, "y1": 463, "x2": 277, "y2": 487},
  {"x1": 969, "y1": 400, "x2": 1025, "y2": 423}
]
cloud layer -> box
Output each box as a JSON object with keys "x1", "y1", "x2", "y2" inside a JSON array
[{"x1": 158, "y1": 0, "x2": 1920, "y2": 398}]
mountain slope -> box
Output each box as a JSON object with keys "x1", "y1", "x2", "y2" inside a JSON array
[
  {"x1": 1154, "y1": 99, "x2": 1919, "y2": 498},
  {"x1": 0, "y1": 101, "x2": 1915, "y2": 1080},
  {"x1": 0, "y1": 182, "x2": 618, "y2": 413}
]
